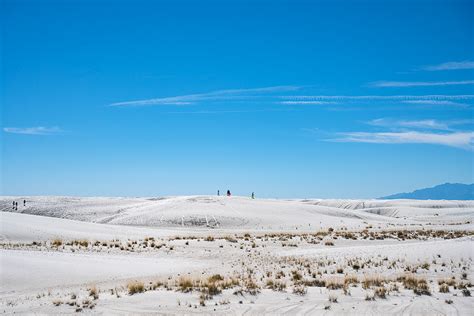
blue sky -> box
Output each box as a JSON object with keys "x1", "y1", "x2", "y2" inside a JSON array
[{"x1": 1, "y1": 0, "x2": 473, "y2": 198}]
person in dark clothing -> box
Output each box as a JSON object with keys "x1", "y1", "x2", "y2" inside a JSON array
[
  {"x1": 217, "y1": 190, "x2": 220, "y2": 196},
  {"x1": 227, "y1": 190, "x2": 231, "y2": 196},
  {"x1": 12, "y1": 201, "x2": 15, "y2": 210},
  {"x1": 23, "y1": 200, "x2": 26, "y2": 207},
  {"x1": 251, "y1": 192, "x2": 255, "y2": 199}
]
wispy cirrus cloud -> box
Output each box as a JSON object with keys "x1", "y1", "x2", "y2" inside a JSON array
[
  {"x1": 401, "y1": 100, "x2": 469, "y2": 108},
  {"x1": 111, "y1": 84, "x2": 474, "y2": 109},
  {"x1": 420, "y1": 61, "x2": 474, "y2": 71},
  {"x1": 329, "y1": 131, "x2": 474, "y2": 150},
  {"x1": 368, "y1": 118, "x2": 473, "y2": 130},
  {"x1": 109, "y1": 85, "x2": 302, "y2": 107},
  {"x1": 279, "y1": 101, "x2": 336, "y2": 105},
  {"x1": 368, "y1": 118, "x2": 450, "y2": 130},
  {"x1": 325, "y1": 117, "x2": 474, "y2": 150},
  {"x1": 279, "y1": 94, "x2": 473, "y2": 108},
  {"x1": 279, "y1": 94, "x2": 474, "y2": 101},
  {"x1": 166, "y1": 108, "x2": 297, "y2": 115},
  {"x1": 3, "y1": 126, "x2": 63, "y2": 135},
  {"x1": 370, "y1": 80, "x2": 474, "y2": 88}
]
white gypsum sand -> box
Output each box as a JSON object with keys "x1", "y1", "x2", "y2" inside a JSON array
[{"x1": 0, "y1": 195, "x2": 473, "y2": 315}]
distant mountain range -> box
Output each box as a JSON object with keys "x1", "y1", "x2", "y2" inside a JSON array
[{"x1": 380, "y1": 183, "x2": 474, "y2": 200}]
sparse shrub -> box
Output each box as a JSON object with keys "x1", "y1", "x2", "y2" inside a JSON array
[
  {"x1": 365, "y1": 292, "x2": 375, "y2": 301},
  {"x1": 219, "y1": 298, "x2": 230, "y2": 305},
  {"x1": 291, "y1": 270, "x2": 302, "y2": 282},
  {"x1": 224, "y1": 236, "x2": 237, "y2": 243},
  {"x1": 328, "y1": 293, "x2": 338, "y2": 303},
  {"x1": 389, "y1": 283, "x2": 399, "y2": 292},
  {"x1": 203, "y1": 282, "x2": 221, "y2": 296},
  {"x1": 326, "y1": 277, "x2": 344, "y2": 290},
  {"x1": 344, "y1": 275, "x2": 358, "y2": 285},
  {"x1": 375, "y1": 286, "x2": 387, "y2": 298},
  {"x1": 276, "y1": 270, "x2": 285, "y2": 279},
  {"x1": 304, "y1": 278, "x2": 326, "y2": 287},
  {"x1": 244, "y1": 279, "x2": 260, "y2": 295},
  {"x1": 199, "y1": 293, "x2": 207, "y2": 306},
  {"x1": 89, "y1": 286, "x2": 99, "y2": 300},
  {"x1": 413, "y1": 280, "x2": 431, "y2": 296},
  {"x1": 208, "y1": 274, "x2": 224, "y2": 283},
  {"x1": 462, "y1": 289, "x2": 471, "y2": 297},
  {"x1": 438, "y1": 278, "x2": 456, "y2": 286},
  {"x1": 266, "y1": 279, "x2": 286, "y2": 291},
  {"x1": 420, "y1": 262, "x2": 430, "y2": 270},
  {"x1": 362, "y1": 275, "x2": 384, "y2": 289},
  {"x1": 177, "y1": 277, "x2": 194, "y2": 292},
  {"x1": 51, "y1": 238, "x2": 62, "y2": 247},
  {"x1": 127, "y1": 281, "x2": 145, "y2": 295},
  {"x1": 439, "y1": 283, "x2": 449, "y2": 293},
  {"x1": 204, "y1": 236, "x2": 215, "y2": 242},
  {"x1": 343, "y1": 283, "x2": 350, "y2": 296},
  {"x1": 293, "y1": 285, "x2": 307, "y2": 295},
  {"x1": 52, "y1": 299, "x2": 63, "y2": 306},
  {"x1": 325, "y1": 241, "x2": 334, "y2": 246},
  {"x1": 401, "y1": 274, "x2": 419, "y2": 289}
]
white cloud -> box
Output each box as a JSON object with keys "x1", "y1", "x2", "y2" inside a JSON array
[
  {"x1": 279, "y1": 95, "x2": 473, "y2": 109},
  {"x1": 370, "y1": 80, "x2": 474, "y2": 87},
  {"x1": 279, "y1": 101, "x2": 336, "y2": 105},
  {"x1": 166, "y1": 108, "x2": 296, "y2": 114},
  {"x1": 368, "y1": 118, "x2": 450, "y2": 130},
  {"x1": 325, "y1": 117, "x2": 474, "y2": 150},
  {"x1": 110, "y1": 85, "x2": 301, "y2": 107},
  {"x1": 3, "y1": 126, "x2": 63, "y2": 135},
  {"x1": 279, "y1": 94, "x2": 474, "y2": 101},
  {"x1": 402, "y1": 100, "x2": 469, "y2": 107},
  {"x1": 421, "y1": 61, "x2": 474, "y2": 71},
  {"x1": 330, "y1": 131, "x2": 474, "y2": 150}
]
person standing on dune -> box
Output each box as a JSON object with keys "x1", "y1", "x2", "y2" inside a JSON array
[{"x1": 227, "y1": 190, "x2": 231, "y2": 197}]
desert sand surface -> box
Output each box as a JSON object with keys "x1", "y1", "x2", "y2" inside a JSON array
[{"x1": 1, "y1": 196, "x2": 473, "y2": 315}]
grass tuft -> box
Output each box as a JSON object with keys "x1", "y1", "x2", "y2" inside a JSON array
[{"x1": 127, "y1": 281, "x2": 145, "y2": 295}]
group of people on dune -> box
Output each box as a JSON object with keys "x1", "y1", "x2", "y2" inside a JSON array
[
  {"x1": 12, "y1": 199, "x2": 26, "y2": 210},
  {"x1": 217, "y1": 190, "x2": 255, "y2": 199}
]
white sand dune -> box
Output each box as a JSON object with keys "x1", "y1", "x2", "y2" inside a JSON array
[
  {"x1": 4, "y1": 195, "x2": 471, "y2": 233},
  {"x1": 0, "y1": 211, "x2": 203, "y2": 242},
  {"x1": 1, "y1": 196, "x2": 473, "y2": 315},
  {"x1": 1, "y1": 249, "x2": 209, "y2": 294}
]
